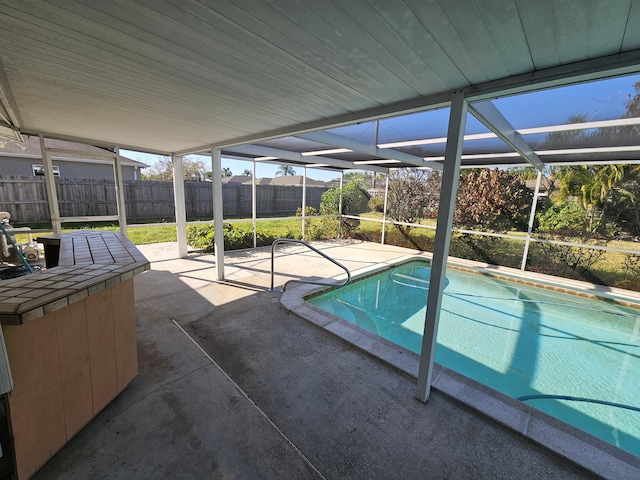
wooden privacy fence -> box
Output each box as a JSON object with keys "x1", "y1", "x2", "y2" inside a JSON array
[{"x1": 0, "y1": 176, "x2": 328, "y2": 224}]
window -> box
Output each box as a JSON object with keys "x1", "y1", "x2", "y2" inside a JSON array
[{"x1": 32, "y1": 164, "x2": 60, "y2": 176}]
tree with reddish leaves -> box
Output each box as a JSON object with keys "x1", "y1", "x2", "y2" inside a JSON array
[
  {"x1": 387, "y1": 169, "x2": 441, "y2": 235},
  {"x1": 454, "y1": 168, "x2": 532, "y2": 232}
]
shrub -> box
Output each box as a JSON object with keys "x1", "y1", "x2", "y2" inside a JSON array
[
  {"x1": 186, "y1": 221, "x2": 321, "y2": 252},
  {"x1": 368, "y1": 196, "x2": 384, "y2": 213},
  {"x1": 305, "y1": 216, "x2": 340, "y2": 240},
  {"x1": 529, "y1": 235, "x2": 606, "y2": 281},
  {"x1": 387, "y1": 169, "x2": 440, "y2": 235},
  {"x1": 320, "y1": 178, "x2": 370, "y2": 215},
  {"x1": 623, "y1": 253, "x2": 640, "y2": 277},
  {"x1": 296, "y1": 206, "x2": 319, "y2": 216},
  {"x1": 186, "y1": 224, "x2": 216, "y2": 251},
  {"x1": 449, "y1": 234, "x2": 521, "y2": 268},
  {"x1": 454, "y1": 168, "x2": 531, "y2": 232},
  {"x1": 537, "y1": 202, "x2": 592, "y2": 235}
]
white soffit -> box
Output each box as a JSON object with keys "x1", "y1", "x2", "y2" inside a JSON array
[{"x1": 0, "y1": 0, "x2": 639, "y2": 155}]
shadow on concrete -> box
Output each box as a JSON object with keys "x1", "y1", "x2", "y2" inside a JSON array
[{"x1": 32, "y1": 247, "x2": 601, "y2": 480}]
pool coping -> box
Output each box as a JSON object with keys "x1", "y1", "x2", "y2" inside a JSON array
[{"x1": 280, "y1": 254, "x2": 640, "y2": 480}]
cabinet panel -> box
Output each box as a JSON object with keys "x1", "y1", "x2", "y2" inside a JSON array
[
  {"x1": 112, "y1": 279, "x2": 138, "y2": 390},
  {"x1": 55, "y1": 300, "x2": 93, "y2": 438},
  {"x1": 85, "y1": 288, "x2": 118, "y2": 413},
  {"x1": 4, "y1": 315, "x2": 66, "y2": 480}
]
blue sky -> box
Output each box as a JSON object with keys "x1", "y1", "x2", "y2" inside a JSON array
[
  {"x1": 123, "y1": 73, "x2": 640, "y2": 182},
  {"x1": 121, "y1": 151, "x2": 341, "y2": 182}
]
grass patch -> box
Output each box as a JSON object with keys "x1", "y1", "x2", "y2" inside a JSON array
[{"x1": 8, "y1": 215, "x2": 640, "y2": 292}]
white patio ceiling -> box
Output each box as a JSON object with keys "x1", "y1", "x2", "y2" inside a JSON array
[{"x1": 1, "y1": 0, "x2": 640, "y2": 168}]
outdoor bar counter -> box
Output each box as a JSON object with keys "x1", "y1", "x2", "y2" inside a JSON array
[{"x1": 0, "y1": 231, "x2": 149, "y2": 479}]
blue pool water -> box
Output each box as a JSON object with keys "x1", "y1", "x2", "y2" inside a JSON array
[{"x1": 308, "y1": 260, "x2": 640, "y2": 456}]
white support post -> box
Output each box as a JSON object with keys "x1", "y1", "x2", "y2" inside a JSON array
[
  {"x1": 172, "y1": 155, "x2": 188, "y2": 258},
  {"x1": 252, "y1": 159, "x2": 257, "y2": 249},
  {"x1": 39, "y1": 135, "x2": 62, "y2": 233},
  {"x1": 302, "y1": 166, "x2": 307, "y2": 241},
  {"x1": 113, "y1": 147, "x2": 127, "y2": 235},
  {"x1": 521, "y1": 170, "x2": 543, "y2": 271},
  {"x1": 415, "y1": 91, "x2": 468, "y2": 403},
  {"x1": 212, "y1": 148, "x2": 225, "y2": 281},
  {"x1": 338, "y1": 172, "x2": 344, "y2": 238},
  {"x1": 381, "y1": 173, "x2": 389, "y2": 245}
]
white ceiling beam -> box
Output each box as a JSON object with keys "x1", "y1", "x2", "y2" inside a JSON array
[
  {"x1": 298, "y1": 131, "x2": 443, "y2": 171},
  {"x1": 224, "y1": 144, "x2": 389, "y2": 173},
  {"x1": 468, "y1": 101, "x2": 544, "y2": 170}
]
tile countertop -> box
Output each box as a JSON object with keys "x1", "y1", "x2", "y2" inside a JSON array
[{"x1": 0, "y1": 231, "x2": 150, "y2": 325}]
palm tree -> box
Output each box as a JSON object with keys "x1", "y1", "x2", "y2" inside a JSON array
[
  {"x1": 276, "y1": 165, "x2": 296, "y2": 176},
  {"x1": 221, "y1": 167, "x2": 233, "y2": 178},
  {"x1": 242, "y1": 169, "x2": 252, "y2": 176}
]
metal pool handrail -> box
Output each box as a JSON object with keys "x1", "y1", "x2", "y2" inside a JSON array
[{"x1": 268, "y1": 238, "x2": 351, "y2": 292}]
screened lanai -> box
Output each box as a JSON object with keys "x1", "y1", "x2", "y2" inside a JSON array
[
  {"x1": 2, "y1": 1, "x2": 640, "y2": 475},
  {"x1": 170, "y1": 71, "x2": 640, "y2": 404}
]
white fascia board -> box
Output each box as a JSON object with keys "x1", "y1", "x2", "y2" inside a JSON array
[
  {"x1": 0, "y1": 151, "x2": 147, "y2": 167},
  {"x1": 20, "y1": 129, "x2": 170, "y2": 156}
]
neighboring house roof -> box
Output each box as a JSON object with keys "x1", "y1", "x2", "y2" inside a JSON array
[
  {"x1": 221, "y1": 175, "x2": 253, "y2": 184},
  {"x1": 268, "y1": 175, "x2": 326, "y2": 186},
  {"x1": 253, "y1": 177, "x2": 273, "y2": 185},
  {"x1": 222, "y1": 175, "x2": 328, "y2": 186},
  {"x1": 0, "y1": 136, "x2": 147, "y2": 167},
  {"x1": 524, "y1": 177, "x2": 553, "y2": 193}
]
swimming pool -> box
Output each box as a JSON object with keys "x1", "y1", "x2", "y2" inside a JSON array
[{"x1": 307, "y1": 259, "x2": 640, "y2": 457}]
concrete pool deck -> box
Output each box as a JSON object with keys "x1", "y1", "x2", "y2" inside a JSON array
[{"x1": 32, "y1": 240, "x2": 639, "y2": 479}]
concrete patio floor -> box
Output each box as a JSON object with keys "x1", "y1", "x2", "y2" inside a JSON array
[{"x1": 31, "y1": 240, "x2": 625, "y2": 479}]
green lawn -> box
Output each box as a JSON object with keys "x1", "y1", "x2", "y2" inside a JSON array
[{"x1": 10, "y1": 215, "x2": 640, "y2": 291}]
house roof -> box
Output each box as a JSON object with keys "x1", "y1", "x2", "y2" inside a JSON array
[
  {"x1": 0, "y1": 2, "x2": 639, "y2": 170},
  {"x1": 221, "y1": 175, "x2": 327, "y2": 186},
  {"x1": 221, "y1": 175, "x2": 253, "y2": 184},
  {"x1": 0, "y1": 136, "x2": 147, "y2": 167},
  {"x1": 267, "y1": 175, "x2": 326, "y2": 187}
]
